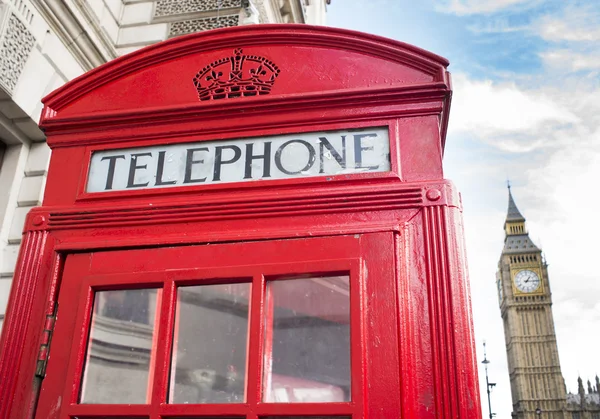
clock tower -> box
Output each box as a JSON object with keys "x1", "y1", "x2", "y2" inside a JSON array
[{"x1": 497, "y1": 186, "x2": 567, "y2": 419}]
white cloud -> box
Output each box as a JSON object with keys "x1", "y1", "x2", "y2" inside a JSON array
[
  {"x1": 435, "y1": 0, "x2": 534, "y2": 15},
  {"x1": 466, "y1": 20, "x2": 529, "y2": 34},
  {"x1": 448, "y1": 74, "x2": 579, "y2": 151},
  {"x1": 532, "y1": 5, "x2": 600, "y2": 76},
  {"x1": 554, "y1": 288, "x2": 600, "y2": 392},
  {"x1": 535, "y1": 5, "x2": 600, "y2": 42},
  {"x1": 540, "y1": 50, "x2": 600, "y2": 72}
]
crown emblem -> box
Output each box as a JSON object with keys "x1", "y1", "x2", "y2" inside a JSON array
[{"x1": 193, "y1": 48, "x2": 281, "y2": 101}]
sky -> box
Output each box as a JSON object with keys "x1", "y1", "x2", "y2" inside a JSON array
[{"x1": 326, "y1": 0, "x2": 600, "y2": 417}]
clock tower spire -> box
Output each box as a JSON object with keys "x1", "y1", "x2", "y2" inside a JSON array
[
  {"x1": 506, "y1": 184, "x2": 526, "y2": 229},
  {"x1": 497, "y1": 186, "x2": 567, "y2": 419}
]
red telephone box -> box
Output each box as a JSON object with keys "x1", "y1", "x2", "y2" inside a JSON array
[{"x1": 0, "y1": 25, "x2": 481, "y2": 419}]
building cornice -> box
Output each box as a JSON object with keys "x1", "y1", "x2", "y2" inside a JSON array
[
  {"x1": 71, "y1": 0, "x2": 119, "y2": 58},
  {"x1": 31, "y1": 0, "x2": 117, "y2": 71}
]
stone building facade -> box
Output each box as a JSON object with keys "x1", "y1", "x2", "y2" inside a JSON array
[
  {"x1": 566, "y1": 377, "x2": 600, "y2": 419},
  {"x1": 497, "y1": 187, "x2": 600, "y2": 419},
  {"x1": 0, "y1": 0, "x2": 330, "y2": 332}
]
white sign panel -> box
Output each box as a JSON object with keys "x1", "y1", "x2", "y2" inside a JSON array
[{"x1": 86, "y1": 127, "x2": 390, "y2": 193}]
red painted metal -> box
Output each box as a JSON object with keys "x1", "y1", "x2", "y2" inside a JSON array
[{"x1": 0, "y1": 24, "x2": 480, "y2": 419}]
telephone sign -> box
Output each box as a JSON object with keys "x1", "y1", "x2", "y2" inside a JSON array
[{"x1": 87, "y1": 128, "x2": 390, "y2": 192}]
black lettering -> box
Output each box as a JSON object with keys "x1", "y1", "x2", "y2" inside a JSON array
[
  {"x1": 101, "y1": 155, "x2": 125, "y2": 190},
  {"x1": 183, "y1": 147, "x2": 208, "y2": 184},
  {"x1": 127, "y1": 152, "x2": 152, "y2": 188},
  {"x1": 213, "y1": 145, "x2": 241, "y2": 181},
  {"x1": 244, "y1": 142, "x2": 272, "y2": 179},
  {"x1": 155, "y1": 151, "x2": 176, "y2": 186},
  {"x1": 319, "y1": 136, "x2": 346, "y2": 173},
  {"x1": 354, "y1": 133, "x2": 379, "y2": 170},
  {"x1": 275, "y1": 139, "x2": 316, "y2": 175}
]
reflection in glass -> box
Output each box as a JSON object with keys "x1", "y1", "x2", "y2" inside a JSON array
[
  {"x1": 102, "y1": 289, "x2": 151, "y2": 323},
  {"x1": 80, "y1": 288, "x2": 161, "y2": 404},
  {"x1": 263, "y1": 275, "x2": 351, "y2": 403},
  {"x1": 169, "y1": 282, "x2": 251, "y2": 404}
]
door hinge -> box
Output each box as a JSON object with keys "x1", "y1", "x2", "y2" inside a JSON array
[{"x1": 35, "y1": 306, "x2": 57, "y2": 379}]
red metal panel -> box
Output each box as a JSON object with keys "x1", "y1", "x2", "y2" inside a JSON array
[
  {"x1": 445, "y1": 205, "x2": 481, "y2": 418},
  {"x1": 150, "y1": 280, "x2": 176, "y2": 417},
  {"x1": 399, "y1": 115, "x2": 445, "y2": 181},
  {"x1": 398, "y1": 210, "x2": 437, "y2": 418},
  {"x1": 246, "y1": 273, "x2": 266, "y2": 408},
  {"x1": 360, "y1": 233, "x2": 402, "y2": 418},
  {"x1": 31, "y1": 253, "x2": 89, "y2": 419},
  {"x1": 0, "y1": 232, "x2": 53, "y2": 419}
]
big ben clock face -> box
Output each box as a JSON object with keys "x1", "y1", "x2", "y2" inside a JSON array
[{"x1": 514, "y1": 270, "x2": 541, "y2": 293}]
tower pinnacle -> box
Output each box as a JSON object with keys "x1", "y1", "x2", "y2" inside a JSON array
[
  {"x1": 504, "y1": 186, "x2": 529, "y2": 237},
  {"x1": 506, "y1": 185, "x2": 525, "y2": 222}
]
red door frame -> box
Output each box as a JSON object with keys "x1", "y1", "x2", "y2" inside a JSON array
[
  {"x1": 35, "y1": 235, "x2": 379, "y2": 419},
  {"x1": 0, "y1": 25, "x2": 481, "y2": 419}
]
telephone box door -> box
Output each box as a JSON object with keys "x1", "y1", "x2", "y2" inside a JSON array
[{"x1": 35, "y1": 233, "x2": 399, "y2": 419}]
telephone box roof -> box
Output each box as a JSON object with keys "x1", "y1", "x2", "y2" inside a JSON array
[{"x1": 40, "y1": 24, "x2": 452, "y2": 148}]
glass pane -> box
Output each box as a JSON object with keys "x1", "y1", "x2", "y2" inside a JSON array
[
  {"x1": 263, "y1": 275, "x2": 351, "y2": 403},
  {"x1": 169, "y1": 282, "x2": 251, "y2": 404},
  {"x1": 263, "y1": 417, "x2": 351, "y2": 419},
  {"x1": 80, "y1": 288, "x2": 161, "y2": 404}
]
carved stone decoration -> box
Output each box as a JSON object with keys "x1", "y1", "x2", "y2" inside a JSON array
[
  {"x1": 250, "y1": 0, "x2": 268, "y2": 23},
  {"x1": 169, "y1": 14, "x2": 240, "y2": 37},
  {"x1": 300, "y1": 0, "x2": 308, "y2": 18},
  {"x1": 155, "y1": 0, "x2": 243, "y2": 17},
  {"x1": 241, "y1": 0, "x2": 260, "y2": 25},
  {"x1": 0, "y1": 13, "x2": 35, "y2": 93},
  {"x1": 193, "y1": 48, "x2": 280, "y2": 101}
]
